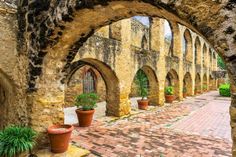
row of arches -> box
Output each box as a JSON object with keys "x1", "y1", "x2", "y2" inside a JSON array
[{"x1": 65, "y1": 58, "x2": 216, "y2": 118}]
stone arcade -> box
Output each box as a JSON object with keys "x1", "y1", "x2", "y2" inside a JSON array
[{"x1": 0, "y1": 0, "x2": 236, "y2": 155}]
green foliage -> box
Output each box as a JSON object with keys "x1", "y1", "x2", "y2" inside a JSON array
[
  {"x1": 219, "y1": 83, "x2": 231, "y2": 97},
  {"x1": 217, "y1": 56, "x2": 226, "y2": 70},
  {"x1": 203, "y1": 85, "x2": 207, "y2": 90},
  {"x1": 135, "y1": 70, "x2": 149, "y2": 99},
  {"x1": 75, "y1": 93, "x2": 99, "y2": 110},
  {"x1": 165, "y1": 86, "x2": 174, "y2": 95},
  {"x1": 183, "y1": 87, "x2": 187, "y2": 93},
  {"x1": 0, "y1": 126, "x2": 37, "y2": 157}
]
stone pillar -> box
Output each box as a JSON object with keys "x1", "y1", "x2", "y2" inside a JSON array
[
  {"x1": 113, "y1": 18, "x2": 132, "y2": 116},
  {"x1": 151, "y1": 17, "x2": 165, "y2": 105},
  {"x1": 206, "y1": 47, "x2": 210, "y2": 91},
  {"x1": 199, "y1": 41, "x2": 204, "y2": 93},
  {"x1": 190, "y1": 34, "x2": 197, "y2": 96},
  {"x1": 173, "y1": 23, "x2": 184, "y2": 100}
]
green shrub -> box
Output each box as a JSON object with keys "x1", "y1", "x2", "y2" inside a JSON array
[
  {"x1": 75, "y1": 93, "x2": 99, "y2": 110},
  {"x1": 219, "y1": 83, "x2": 231, "y2": 97},
  {"x1": 203, "y1": 85, "x2": 207, "y2": 90},
  {"x1": 165, "y1": 86, "x2": 174, "y2": 95},
  {"x1": 135, "y1": 70, "x2": 149, "y2": 99},
  {"x1": 0, "y1": 126, "x2": 37, "y2": 157}
]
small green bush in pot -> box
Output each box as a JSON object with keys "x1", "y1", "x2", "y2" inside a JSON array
[
  {"x1": 165, "y1": 86, "x2": 174, "y2": 95},
  {"x1": 165, "y1": 86, "x2": 175, "y2": 103},
  {"x1": 0, "y1": 126, "x2": 37, "y2": 157},
  {"x1": 75, "y1": 93, "x2": 99, "y2": 111},
  {"x1": 75, "y1": 93, "x2": 99, "y2": 127},
  {"x1": 219, "y1": 83, "x2": 231, "y2": 97}
]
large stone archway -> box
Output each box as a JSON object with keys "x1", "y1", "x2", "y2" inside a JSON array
[
  {"x1": 15, "y1": 0, "x2": 236, "y2": 154},
  {"x1": 65, "y1": 58, "x2": 123, "y2": 117}
]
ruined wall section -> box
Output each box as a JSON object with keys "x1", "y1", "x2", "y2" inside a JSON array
[{"x1": 0, "y1": 2, "x2": 28, "y2": 128}]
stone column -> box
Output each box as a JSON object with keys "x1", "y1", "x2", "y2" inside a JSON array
[
  {"x1": 199, "y1": 40, "x2": 204, "y2": 93},
  {"x1": 206, "y1": 47, "x2": 210, "y2": 91},
  {"x1": 113, "y1": 18, "x2": 132, "y2": 116},
  {"x1": 151, "y1": 17, "x2": 165, "y2": 106},
  {"x1": 173, "y1": 23, "x2": 184, "y2": 100},
  {"x1": 190, "y1": 34, "x2": 197, "y2": 96}
]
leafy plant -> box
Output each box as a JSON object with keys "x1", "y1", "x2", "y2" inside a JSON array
[
  {"x1": 75, "y1": 93, "x2": 99, "y2": 110},
  {"x1": 0, "y1": 126, "x2": 37, "y2": 157},
  {"x1": 183, "y1": 87, "x2": 187, "y2": 93},
  {"x1": 165, "y1": 86, "x2": 174, "y2": 95},
  {"x1": 219, "y1": 83, "x2": 231, "y2": 97},
  {"x1": 135, "y1": 70, "x2": 149, "y2": 99},
  {"x1": 203, "y1": 85, "x2": 207, "y2": 90},
  {"x1": 217, "y1": 56, "x2": 226, "y2": 70}
]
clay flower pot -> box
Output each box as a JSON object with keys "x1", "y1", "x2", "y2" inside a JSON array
[
  {"x1": 165, "y1": 95, "x2": 175, "y2": 103},
  {"x1": 137, "y1": 99, "x2": 149, "y2": 110},
  {"x1": 183, "y1": 92, "x2": 187, "y2": 98},
  {"x1": 47, "y1": 124, "x2": 74, "y2": 153},
  {"x1": 76, "y1": 109, "x2": 95, "y2": 127}
]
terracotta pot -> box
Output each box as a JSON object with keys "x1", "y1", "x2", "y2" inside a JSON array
[
  {"x1": 183, "y1": 92, "x2": 187, "y2": 98},
  {"x1": 137, "y1": 99, "x2": 149, "y2": 110},
  {"x1": 47, "y1": 124, "x2": 74, "y2": 153},
  {"x1": 165, "y1": 95, "x2": 175, "y2": 103},
  {"x1": 76, "y1": 109, "x2": 95, "y2": 127}
]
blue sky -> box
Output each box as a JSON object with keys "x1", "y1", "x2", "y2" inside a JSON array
[{"x1": 133, "y1": 16, "x2": 172, "y2": 39}]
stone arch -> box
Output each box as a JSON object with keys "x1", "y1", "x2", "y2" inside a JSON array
[
  {"x1": 203, "y1": 73, "x2": 208, "y2": 91},
  {"x1": 164, "y1": 19, "x2": 173, "y2": 56},
  {"x1": 194, "y1": 37, "x2": 201, "y2": 65},
  {"x1": 165, "y1": 69, "x2": 179, "y2": 100},
  {"x1": 209, "y1": 74, "x2": 215, "y2": 90},
  {"x1": 66, "y1": 58, "x2": 120, "y2": 116},
  {"x1": 183, "y1": 72, "x2": 193, "y2": 96},
  {"x1": 183, "y1": 29, "x2": 193, "y2": 62},
  {"x1": 141, "y1": 35, "x2": 148, "y2": 50},
  {"x1": 130, "y1": 65, "x2": 159, "y2": 106},
  {"x1": 195, "y1": 73, "x2": 201, "y2": 94}
]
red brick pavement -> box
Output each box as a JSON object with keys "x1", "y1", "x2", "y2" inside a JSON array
[{"x1": 71, "y1": 91, "x2": 232, "y2": 157}]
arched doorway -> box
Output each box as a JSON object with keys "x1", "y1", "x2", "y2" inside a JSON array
[
  {"x1": 195, "y1": 73, "x2": 201, "y2": 94},
  {"x1": 195, "y1": 37, "x2": 201, "y2": 65},
  {"x1": 183, "y1": 72, "x2": 193, "y2": 96},
  {"x1": 203, "y1": 74, "x2": 207, "y2": 92},
  {"x1": 183, "y1": 29, "x2": 192, "y2": 62},
  {"x1": 130, "y1": 66, "x2": 159, "y2": 108},
  {"x1": 64, "y1": 58, "x2": 120, "y2": 123},
  {"x1": 165, "y1": 69, "x2": 179, "y2": 100}
]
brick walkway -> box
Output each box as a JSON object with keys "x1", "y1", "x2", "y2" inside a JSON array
[{"x1": 70, "y1": 91, "x2": 232, "y2": 157}]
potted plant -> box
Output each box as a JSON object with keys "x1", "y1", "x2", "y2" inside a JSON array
[
  {"x1": 203, "y1": 85, "x2": 207, "y2": 92},
  {"x1": 0, "y1": 126, "x2": 37, "y2": 157},
  {"x1": 135, "y1": 70, "x2": 149, "y2": 110},
  {"x1": 165, "y1": 86, "x2": 175, "y2": 103},
  {"x1": 47, "y1": 124, "x2": 74, "y2": 153},
  {"x1": 75, "y1": 93, "x2": 99, "y2": 127},
  {"x1": 183, "y1": 87, "x2": 187, "y2": 98}
]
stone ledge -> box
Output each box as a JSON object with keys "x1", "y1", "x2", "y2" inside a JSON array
[{"x1": 35, "y1": 145, "x2": 90, "y2": 157}]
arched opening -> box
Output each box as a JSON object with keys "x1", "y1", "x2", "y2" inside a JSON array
[
  {"x1": 203, "y1": 74, "x2": 208, "y2": 92},
  {"x1": 141, "y1": 35, "x2": 148, "y2": 50},
  {"x1": 165, "y1": 69, "x2": 179, "y2": 100},
  {"x1": 183, "y1": 72, "x2": 193, "y2": 96},
  {"x1": 195, "y1": 73, "x2": 201, "y2": 94},
  {"x1": 209, "y1": 74, "x2": 216, "y2": 90},
  {"x1": 164, "y1": 20, "x2": 173, "y2": 56},
  {"x1": 130, "y1": 66, "x2": 159, "y2": 108},
  {"x1": 194, "y1": 37, "x2": 201, "y2": 65},
  {"x1": 64, "y1": 58, "x2": 120, "y2": 123},
  {"x1": 183, "y1": 29, "x2": 192, "y2": 62},
  {"x1": 203, "y1": 44, "x2": 207, "y2": 67}
]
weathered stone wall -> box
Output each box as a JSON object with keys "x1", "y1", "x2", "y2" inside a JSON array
[{"x1": 0, "y1": 2, "x2": 28, "y2": 128}]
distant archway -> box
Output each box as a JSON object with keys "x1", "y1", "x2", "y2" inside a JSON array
[
  {"x1": 66, "y1": 58, "x2": 120, "y2": 116},
  {"x1": 194, "y1": 37, "x2": 201, "y2": 65},
  {"x1": 183, "y1": 72, "x2": 193, "y2": 96},
  {"x1": 165, "y1": 69, "x2": 179, "y2": 100},
  {"x1": 183, "y1": 29, "x2": 192, "y2": 62},
  {"x1": 130, "y1": 66, "x2": 159, "y2": 105},
  {"x1": 195, "y1": 73, "x2": 201, "y2": 94}
]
